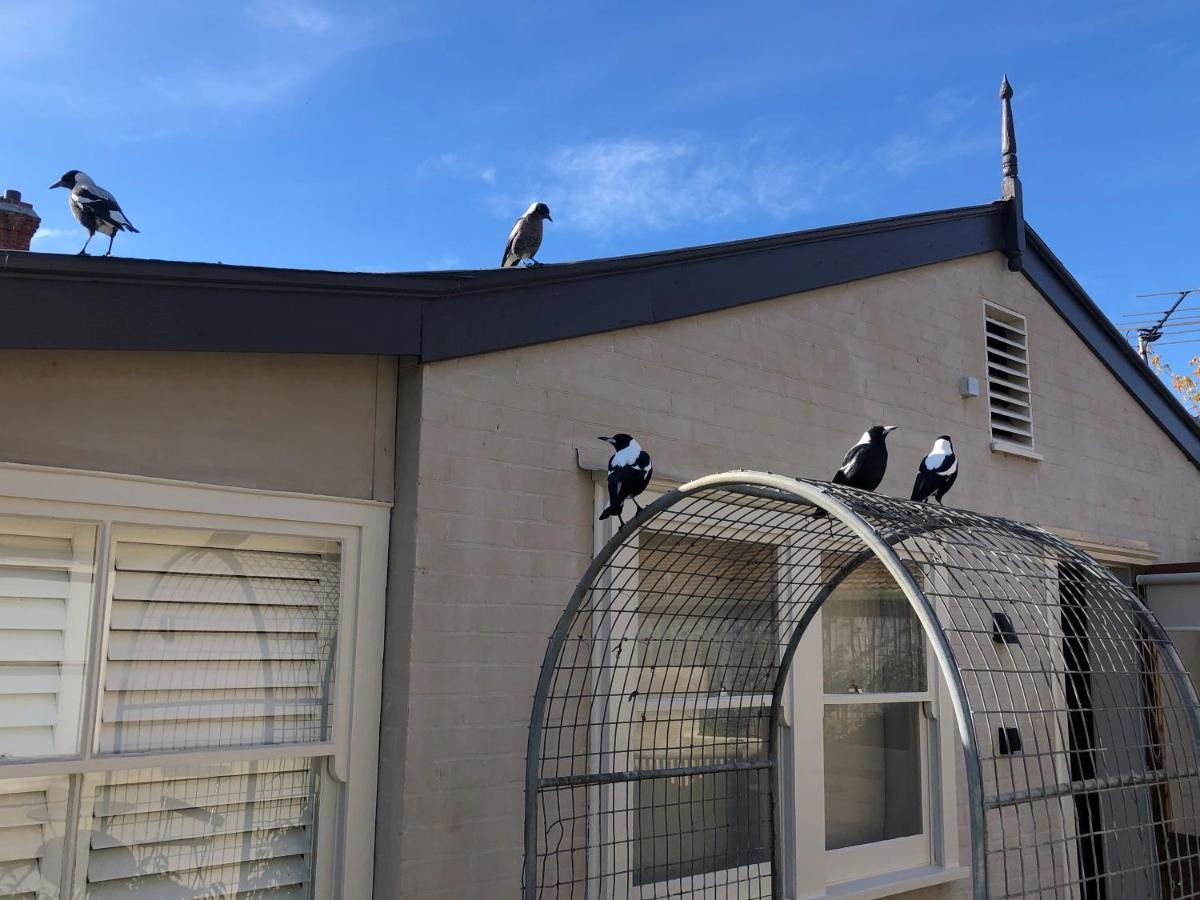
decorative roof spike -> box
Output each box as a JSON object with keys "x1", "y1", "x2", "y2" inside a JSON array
[
  {"x1": 998, "y1": 74, "x2": 1025, "y2": 271},
  {"x1": 1000, "y1": 75, "x2": 1019, "y2": 191}
]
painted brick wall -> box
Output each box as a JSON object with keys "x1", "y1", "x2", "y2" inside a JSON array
[{"x1": 385, "y1": 250, "x2": 1200, "y2": 898}]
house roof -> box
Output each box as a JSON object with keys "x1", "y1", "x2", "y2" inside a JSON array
[{"x1": 3, "y1": 200, "x2": 1200, "y2": 469}]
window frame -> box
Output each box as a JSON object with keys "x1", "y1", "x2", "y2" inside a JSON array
[
  {"x1": 591, "y1": 485, "x2": 776, "y2": 900},
  {"x1": 588, "y1": 477, "x2": 963, "y2": 899},
  {"x1": 786, "y1": 548, "x2": 959, "y2": 896},
  {"x1": 0, "y1": 460, "x2": 389, "y2": 900}
]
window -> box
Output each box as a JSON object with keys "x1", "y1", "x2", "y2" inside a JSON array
[
  {"x1": 819, "y1": 558, "x2": 933, "y2": 884},
  {"x1": 591, "y1": 483, "x2": 962, "y2": 898},
  {"x1": 632, "y1": 533, "x2": 776, "y2": 889},
  {"x1": 984, "y1": 300, "x2": 1035, "y2": 451},
  {"x1": 0, "y1": 465, "x2": 387, "y2": 900}
]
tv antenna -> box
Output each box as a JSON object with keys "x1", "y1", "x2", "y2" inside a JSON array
[{"x1": 1124, "y1": 289, "x2": 1200, "y2": 362}]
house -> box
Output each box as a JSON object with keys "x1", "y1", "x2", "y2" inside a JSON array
[{"x1": 0, "y1": 84, "x2": 1198, "y2": 899}]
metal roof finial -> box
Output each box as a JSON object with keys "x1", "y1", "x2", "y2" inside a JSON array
[
  {"x1": 998, "y1": 74, "x2": 1025, "y2": 271},
  {"x1": 1001, "y1": 74, "x2": 1019, "y2": 191}
]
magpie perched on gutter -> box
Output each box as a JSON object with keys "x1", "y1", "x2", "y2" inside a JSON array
[
  {"x1": 49, "y1": 170, "x2": 139, "y2": 256},
  {"x1": 832, "y1": 425, "x2": 898, "y2": 492},
  {"x1": 911, "y1": 435, "x2": 958, "y2": 504},
  {"x1": 501, "y1": 202, "x2": 552, "y2": 267},
  {"x1": 598, "y1": 433, "x2": 652, "y2": 526}
]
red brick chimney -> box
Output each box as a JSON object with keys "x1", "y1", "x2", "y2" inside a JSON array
[{"x1": 0, "y1": 189, "x2": 41, "y2": 251}]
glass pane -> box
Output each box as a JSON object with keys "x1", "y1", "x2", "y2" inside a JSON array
[
  {"x1": 0, "y1": 779, "x2": 70, "y2": 896},
  {"x1": 824, "y1": 703, "x2": 922, "y2": 850},
  {"x1": 80, "y1": 757, "x2": 318, "y2": 896},
  {"x1": 638, "y1": 534, "x2": 778, "y2": 695},
  {"x1": 633, "y1": 708, "x2": 771, "y2": 884},
  {"x1": 0, "y1": 517, "x2": 97, "y2": 760},
  {"x1": 102, "y1": 529, "x2": 341, "y2": 753},
  {"x1": 822, "y1": 559, "x2": 926, "y2": 694}
]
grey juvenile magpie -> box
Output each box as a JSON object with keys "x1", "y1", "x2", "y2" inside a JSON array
[
  {"x1": 598, "y1": 433, "x2": 652, "y2": 526},
  {"x1": 501, "y1": 202, "x2": 552, "y2": 267},
  {"x1": 832, "y1": 424, "x2": 898, "y2": 492},
  {"x1": 49, "y1": 170, "x2": 139, "y2": 256},
  {"x1": 911, "y1": 435, "x2": 958, "y2": 504}
]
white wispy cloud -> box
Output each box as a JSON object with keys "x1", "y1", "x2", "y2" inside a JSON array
[
  {"x1": 504, "y1": 135, "x2": 850, "y2": 237},
  {"x1": 251, "y1": 0, "x2": 335, "y2": 34},
  {"x1": 30, "y1": 226, "x2": 78, "y2": 248},
  {"x1": 1, "y1": 2, "x2": 400, "y2": 118},
  {"x1": 924, "y1": 87, "x2": 977, "y2": 126},
  {"x1": 418, "y1": 153, "x2": 498, "y2": 186},
  {"x1": 874, "y1": 132, "x2": 989, "y2": 177}
]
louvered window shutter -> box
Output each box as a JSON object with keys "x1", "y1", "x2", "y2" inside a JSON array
[
  {"x1": 0, "y1": 521, "x2": 96, "y2": 759},
  {"x1": 101, "y1": 535, "x2": 341, "y2": 754},
  {"x1": 82, "y1": 758, "x2": 318, "y2": 899},
  {"x1": 0, "y1": 780, "x2": 68, "y2": 899}
]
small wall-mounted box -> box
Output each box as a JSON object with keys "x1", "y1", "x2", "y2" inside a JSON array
[{"x1": 959, "y1": 376, "x2": 980, "y2": 398}]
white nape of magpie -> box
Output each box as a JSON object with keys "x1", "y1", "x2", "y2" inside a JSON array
[
  {"x1": 501, "y1": 202, "x2": 552, "y2": 268},
  {"x1": 49, "y1": 170, "x2": 139, "y2": 257},
  {"x1": 597, "y1": 433, "x2": 653, "y2": 526},
  {"x1": 911, "y1": 435, "x2": 958, "y2": 504}
]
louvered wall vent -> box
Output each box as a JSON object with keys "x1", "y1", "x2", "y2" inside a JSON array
[{"x1": 984, "y1": 301, "x2": 1035, "y2": 450}]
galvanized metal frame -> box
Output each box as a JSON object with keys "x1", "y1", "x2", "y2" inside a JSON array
[{"x1": 524, "y1": 472, "x2": 1200, "y2": 899}]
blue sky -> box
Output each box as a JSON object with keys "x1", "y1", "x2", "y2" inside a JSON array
[{"x1": 4, "y1": 1, "x2": 1198, "y2": 367}]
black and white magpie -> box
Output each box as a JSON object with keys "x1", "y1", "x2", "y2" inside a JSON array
[
  {"x1": 911, "y1": 435, "x2": 958, "y2": 504},
  {"x1": 831, "y1": 424, "x2": 898, "y2": 492},
  {"x1": 49, "y1": 170, "x2": 139, "y2": 256},
  {"x1": 598, "y1": 433, "x2": 652, "y2": 526},
  {"x1": 501, "y1": 202, "x2": 552, "y2": 267}
]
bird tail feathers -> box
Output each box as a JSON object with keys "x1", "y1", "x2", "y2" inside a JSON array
[{"x1": 598, "y1": 504, "x2": 620, "y2": 521}]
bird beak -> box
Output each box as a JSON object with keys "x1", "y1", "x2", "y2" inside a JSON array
[
  {"x1": 49, "y1": 179, "x2": 66, "y2": 190},
  {"x1": 883, "y1": 425, "x2": 899, "y2": 433},
  {"x1": 598, "y1": 436, "x2": 614, "y2": 444},
  {"x1": 545, "y1": 214, "x2": 553, "y2": 222}
]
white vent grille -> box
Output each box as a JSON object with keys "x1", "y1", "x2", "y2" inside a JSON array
[
  {"x1": 984, "y1": 301, "x2": 1034, "y2": 448},
  {"x1": 83, "y1": 758, "x2": 317, "y2": 899},
  {"x1": 101, "y1": 535, "x2": 340, "y2": 754}
]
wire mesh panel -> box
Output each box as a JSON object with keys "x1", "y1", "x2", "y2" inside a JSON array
[{"x1": 524, "y1": 472, "x2": 1200, "y2": 900}]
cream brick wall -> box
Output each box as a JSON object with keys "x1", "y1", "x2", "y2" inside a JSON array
[
  {"x1": 386, "y1": 251, "x2": 1200, "y2": 898},
  {"x1": 0, "y1": 350, "x2": 397, "y2": 499}
]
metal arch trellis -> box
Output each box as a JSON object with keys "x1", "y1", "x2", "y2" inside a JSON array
[{"x1": 524, "y1": 472, "x2": 1200, "y2": 900}]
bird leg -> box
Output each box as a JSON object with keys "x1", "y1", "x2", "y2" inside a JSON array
[
  {"x1": 632, "y1": 499, "x2": 643, "y2": 512},
  {"x1": 104, "y1": 233, "x2": 116, "y2": 257},
  {"x1": 77, "y1": 233, "x2": 94, "y2": 256},
  {"x1": 527, "y1": 259, "x2": 544, "y2": 266},
  {"x1": 617, "y1": 513, "x2": 626, "y2": 527}
]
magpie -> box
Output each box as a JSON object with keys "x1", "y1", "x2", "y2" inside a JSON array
[
  {"x1": 501, "y1": 202, "x2": 552, "y2": 267},
  {"x1": 598, "y1": 433, "x2": 652, "y2": 526},
  {"x1": 49, "y1": 170, "x2": 139, "y2": 256},
  {"x1": 911, "y1": 435, "x2": 958, "y2": 504},
  {"x1": 832, "y1": 424, "x2": 898, "y2": 492}
]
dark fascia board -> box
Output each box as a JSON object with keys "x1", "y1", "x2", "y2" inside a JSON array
[
  {"x1": 0, "y1": 204, "x2": 1001, "y2": 355},
  {"x1": 0, "y1": 251, "x2": 431, "y2": 354},
  {"x1": 418, "y1": 204, "x2": 1005, "y2": 360},
  {"x1": 2, "y1": 203, "x2": 1198, "y2": 470},
  {"x1": 1021, "y1": 228, "x2": 1200, "y2": 471}
]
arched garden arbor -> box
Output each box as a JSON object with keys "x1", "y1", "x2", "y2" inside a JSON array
[{"x1": 525, "y1": 472, "x2": 1200, "y2": 899}]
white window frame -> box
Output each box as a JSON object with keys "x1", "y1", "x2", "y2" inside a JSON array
[
  {"x1": 589, "y1": 477, "x2": 964, "y2": 899},
  {"x1": 785, "y1": 546, "x2": 961, "y2": 898},
  {"x1": 591, "y1": 485, "x2": 776, "y2": 900},
  {"x1": 0, "y1": 460, "x2": 390, "y2": 900}
]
